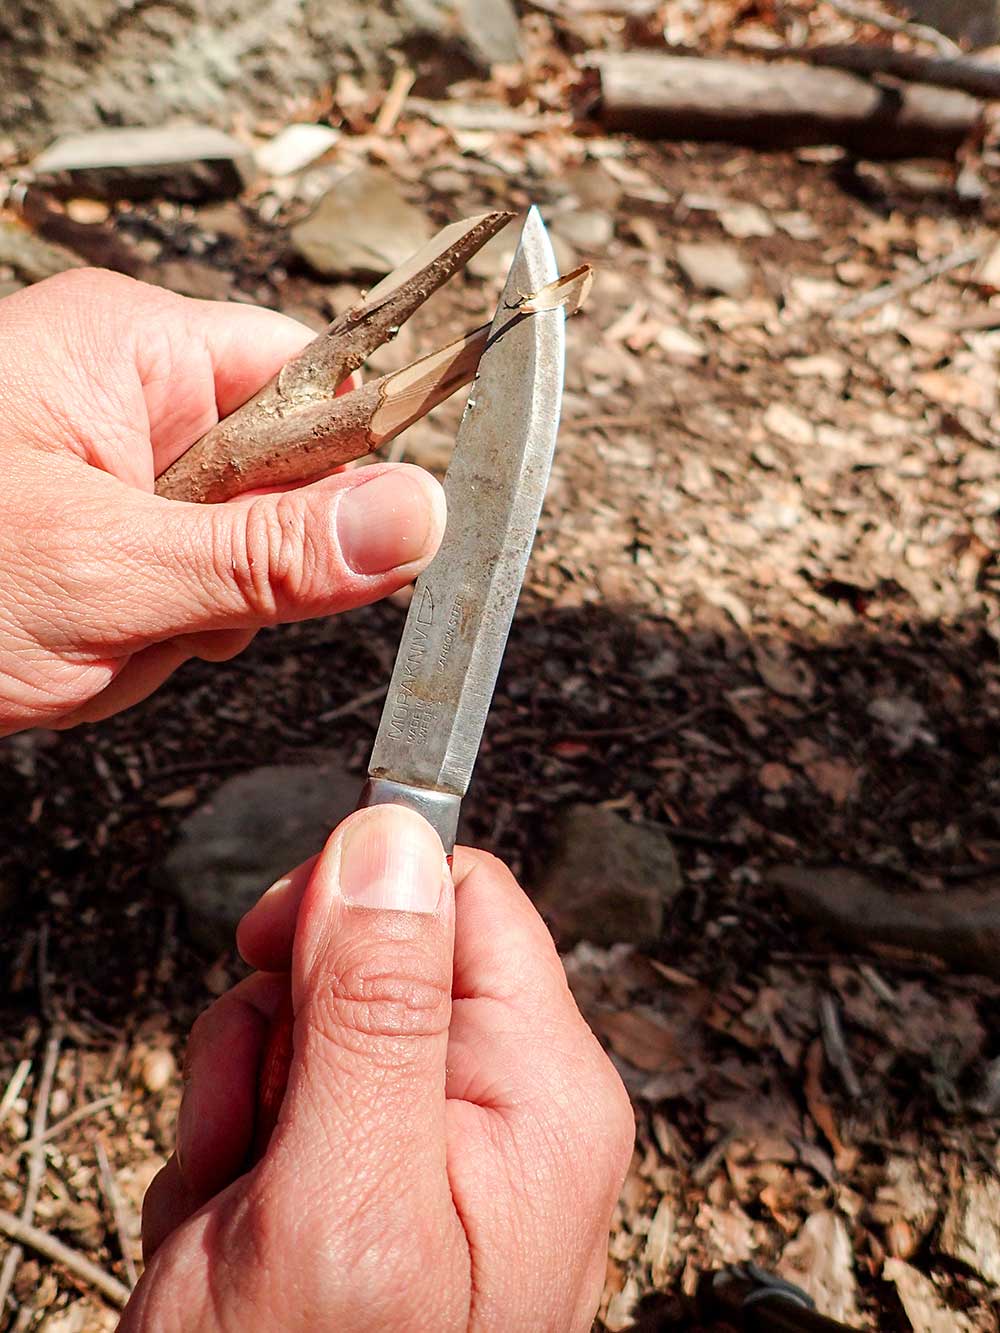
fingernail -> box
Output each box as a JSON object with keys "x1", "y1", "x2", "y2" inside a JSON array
[
  {"x1": 338, "y1": 466, "x2": 444, "y2": 576},
  {"x1": 339, "y1": 806, "x2": 445, "y2": 913}
]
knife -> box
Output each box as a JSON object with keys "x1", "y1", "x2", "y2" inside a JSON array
[
  {"x1": 357, "y1": 205, "x2": 565, "y2": 849},
  {"x1": 253, "y1": 207, "x2": 566, "y2": 1155}
]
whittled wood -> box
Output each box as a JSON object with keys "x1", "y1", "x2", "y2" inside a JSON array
[{"x1": 155, "y1": 210, "x2": 513, "y2": 503}]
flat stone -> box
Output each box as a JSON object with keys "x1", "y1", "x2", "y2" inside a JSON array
[
  {"x1": 769, "y1": 865, "x2": 1000, "y2": 980},
  {"x1": 255, "y1": 123, "x2": 340, "y2": 177},
  {"x1": 32, "y1": 126, "x2": 253, "y2": 202},
  {"x1": 0, "y1": 219, "x2": 84, "y2": 283},
  {"x1": 532, "y1": 805, "x2": 682, "y2": 948},
  {"x1": 550, "y1": 208, "x2": 614, "y2": 252},
  {"x1": 160, "y1": 757, "x2": 359, "y2": 954},
  {"x1": 884, "y1": 1259, "x2": 975, "y2": 1333},
  {"x1": 291, "y1": 167, "x2": 433, "y2": 279},
  {"x1": 676, "y1": 240, "x2": 752, "y2": 298}
]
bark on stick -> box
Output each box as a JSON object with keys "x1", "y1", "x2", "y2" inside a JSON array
[{"x1": 594, "y1": 53, "x2": 982, "y2": 159}]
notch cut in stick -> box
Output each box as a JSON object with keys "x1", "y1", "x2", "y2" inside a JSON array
[
  {"x1": 155, "y1": 210, "x2": 513, "y2": 503},
  {"x1": 157, "y1": 262, "x2": 592, "y2": 504}
]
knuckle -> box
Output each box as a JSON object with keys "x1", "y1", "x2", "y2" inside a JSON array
[
  {"x1": 220, "y1": 495, "x2": 311, "y2": 621},
  {"x1": 313, "y1": 943, "x2": 451, "y2": 1048}
]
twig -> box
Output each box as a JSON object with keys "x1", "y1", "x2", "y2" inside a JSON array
[
  {"x1": 0, "y1": 1025, "x2": 63, "y2": 1314},
  {"x1": 317, "y1": 684, "x2": 387, "y2": 724},
  {"x1": 818, "y1": 992, "x2": 863, "y2": 1099},
  {"x1": 0, "y1": 1208, "x2": 130, "y2": 1308},
  {"x1": 836, "y1": 242, "x2": 984, "y2": 318},
  {"x1": 374, "y1": 67, "x2": 416, "y2": 136},
  {"x1": 155, "y1": 211, "x2": 513, "y2": 503},
  {"x1": 12, "y1": 1093, "x2": 118, "y2": 1158},
  {"x1": 95, "y1": 1138, "x2": 138, "y2": 1290},
  {"x1": 0, "y1": 1061, "x2": 32, "y2": 1129},
  {"x1": 822, "y1": 0, "x2": 962, "y2": 56}
]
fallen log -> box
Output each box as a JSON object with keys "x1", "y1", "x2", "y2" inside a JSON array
[
  {"x1": 803, "y1": 44, "x2": 1000, "y2": 103},
  {"x1": 594, "y1": 52, "x2": 982, "y2": 159}
]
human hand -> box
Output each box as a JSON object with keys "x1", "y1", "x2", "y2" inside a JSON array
[
  {"x1": 0, "y1": 271, "x2": 444, "y2": 732},
  {"x1": 127, "y1": 806, "x2": 634, "y2": 1332}
]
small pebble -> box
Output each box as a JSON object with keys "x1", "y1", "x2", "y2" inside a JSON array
[{"x1": 142, "y1": 1048, "x2": 177, "y2": 1094}]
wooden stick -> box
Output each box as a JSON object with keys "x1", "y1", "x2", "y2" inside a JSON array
[
  {"x1": 835, "y1": 241, "x2": 983, "y2": 317},
  {"x1": 155, "y1": 211, "x2": 513, "y2": 503},
  {"x1": 96, "y1": 1138, "x2": 138, "y2": 1290},
  {"x1": 0, "y1": 1208, "x2": 131, "y2": 1308},
  {"x1": 803, "y1": 44, "x2": 1000, "y2": 101},
  {"x1": 0, "y1": 1061, "x2": 31, "y2": 1129},
  {"x1": 156, "y1": 261, "x2": 592, "y2": 504},
  {"x1": 594, "y1": 51, "x2": 982, "y2": 158},
  {"x1": 0, "y1": 1026, "x2": 63, "y2": 1314}
]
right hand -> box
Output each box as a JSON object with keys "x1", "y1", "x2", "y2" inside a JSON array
[{"x1": 127, "y1": 805, "x2": 634, "y2": 1331}]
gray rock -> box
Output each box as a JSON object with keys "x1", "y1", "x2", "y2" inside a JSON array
[
  {"x1": 0, "y1": 219, "x2": 84, "y2": 284},
  {"x1": 0, "y1": 1, "x2": 519, "y2": 151},
  {"x1": 770, "y1": 865, "x2": 1000, "y2": 981},
  {"x1": 291, "y1": 167, "x2": 433, "y2": 278},
  {"x1": 401, "y1": 0, "x2": 521, "y2": 67},
  {"x1": 532, "y1": 805, "x2": 682, "y2": 948},
  {"x1": 32, "y1": 126, "x2": 253, "y2": 201},
  {"x1": 551, "y1": 209, "x2": 614, "y2": 253},
  {"x1": 161, "y1": 758, "x2": 359, "y2": 954},
  {"x1": 255, "y1": 123, "x2": 340, "y2": 177},
  {"x1": 676, "y1": 240, "x2": 753, "y2": 298}
]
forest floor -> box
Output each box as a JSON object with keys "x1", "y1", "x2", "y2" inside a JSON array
[{"x1": 1, "y1": 2, "x2": 999, "y2": 1329}]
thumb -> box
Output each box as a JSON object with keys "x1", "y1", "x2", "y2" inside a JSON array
[
  {"x1": 276, "y1": 805, "x2": 456, "y2": 1195},
  {"x1": 58, "y1": 461, "x2": 445, "y2": 650}
]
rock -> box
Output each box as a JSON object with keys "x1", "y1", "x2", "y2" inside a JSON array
[
  {"x1": 550, "y1": 209, "x2": 614, "y2": 252},
  {"x1": 1, "y1": 1, "x2": 514, "y2": 151},
  {"x1": 884, "y1": 1260, "x2": 975, "y2": 1333},
  {"x1": 769, "y1": 865, "x2": 1000, "y2": 981},
  {"x1": 32, "y1": 126, "x2": 253, "y2": 202},
  {"x1": 655, "y1": 325, "x2": 707, "y2": 362},
  {"x1": 291, "y1": 167, "x2": 433, "y2": 279},
  {"x1": 778, "y1": 1211, "x2": 861, "y2": 1326},
  {"x1": 467, "y1": 222, "x2": 575, "y2": 282},
  {"x1": 764, "y1": 402, "x2": 815, "y2": 448},
  {"x1": 718, "y1": 201, "x2": 774, "y2": 239},
  {"x1": 0, "y1": 219, "x2": 85, "y2": 283},
  {"x1": 940, "y1": 1173, "x2": 1000, "y2": 1284},
  {"x1": 140, "y1": 1048, "x2": 177, "y2": 1094},
  {"x1": 676, "y1": 241, "x2": 752, "y2": 298},
  {"x1": 401, "y1": 0, "x2": 522, "y2": 68},
  {"x1": 160, "y1": 757, "x2": 358, "y2": 953},
  {"x1": 153, "y1": 259, "x2": 234, "y2": 301},
  {"x1": 255, "y1": 123, "x2": 340, "y2": 177},
  {"x1": 532, "y1": 805, "x2": 682, "y2": 948}
]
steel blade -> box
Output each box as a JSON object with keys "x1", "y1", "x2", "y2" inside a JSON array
[{"x1": 367, "y1": 207, "x2": 564, "y2": 796}]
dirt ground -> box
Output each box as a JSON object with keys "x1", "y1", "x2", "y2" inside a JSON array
[{"x1": 1, "y1": 2, "x2": 1000, "y2": 1329}]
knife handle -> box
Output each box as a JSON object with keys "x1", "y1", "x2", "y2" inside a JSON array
[{"x1": 251, "y1": 780, "x2": 461, "y2": 1162}]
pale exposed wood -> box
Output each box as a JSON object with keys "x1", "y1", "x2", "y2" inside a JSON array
[
  {"x1": 595, "y1": 52, "x2": 982, "y2": 158},
  {"x1": 155, "y1": 210, "x2": 513, "y2": 503},
  {"x1": 822, "y1": 0, "x2": 962, "y2": 56}
]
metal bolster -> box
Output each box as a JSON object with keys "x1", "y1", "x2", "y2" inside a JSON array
[{"x1": 357, "y1": 778, "x2": 462, "y2": 855}]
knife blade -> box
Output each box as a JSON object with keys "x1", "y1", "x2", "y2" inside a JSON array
[{"x1": 358, "y1": 206, "x2": 565, "y2": 850}]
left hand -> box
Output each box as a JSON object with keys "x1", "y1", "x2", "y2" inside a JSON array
[{"x1": 0, "y1": 269, "x2": 445, "y2": 733}]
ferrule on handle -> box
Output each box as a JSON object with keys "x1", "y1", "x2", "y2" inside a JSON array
[{"x1": 357, "y1": 777, "x2": 462, "y2": 855}]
